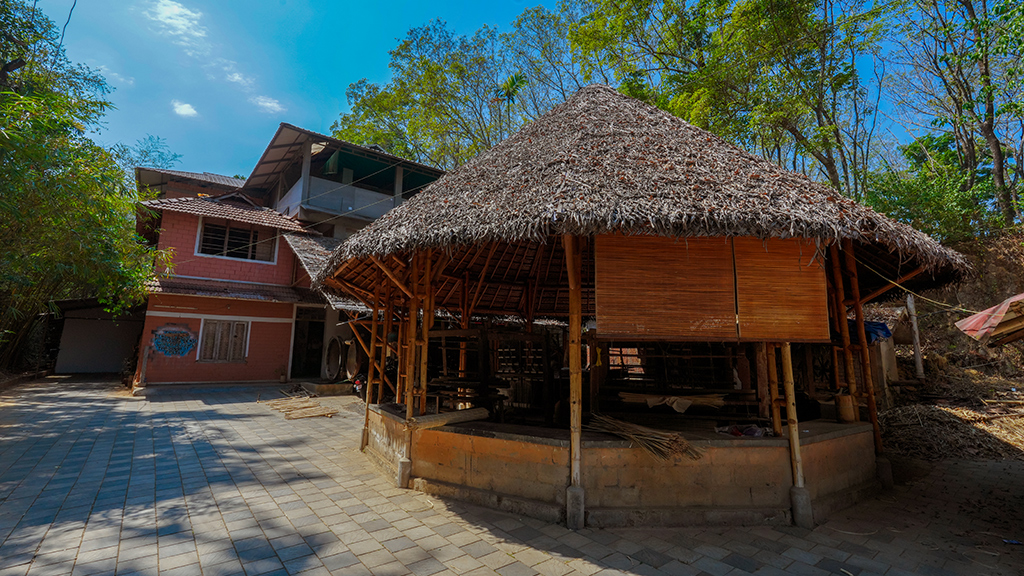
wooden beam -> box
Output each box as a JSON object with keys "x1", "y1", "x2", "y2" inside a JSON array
[
  {"x1": 470, "y1": 244, "x2": 499, "y2": 314},
  {"x1": 843, "y1": 239, "x2": 884, "y2": 454},
  {"x1": 404, "y1": 253, "x2": 420, "y2": 421},
  {"x1": 851, "y1": 266, "x2": 926, "y2": 306},
  {"x1": 371, "y1": 255, "x2": 414, "y2": 299}
]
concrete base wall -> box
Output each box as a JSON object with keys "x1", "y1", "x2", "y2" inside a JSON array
[{"x1": 362, "y1": 412, "x2": 877, "y2": 527}]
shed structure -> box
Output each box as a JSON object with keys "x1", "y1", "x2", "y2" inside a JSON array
[{"x1": 317, "y1": 86, "x2": 970, "y2": 528}]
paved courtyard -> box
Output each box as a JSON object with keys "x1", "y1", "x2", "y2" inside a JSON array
[{"x1": 0, "y1": 376, "x2": 1021, "y2": 576}]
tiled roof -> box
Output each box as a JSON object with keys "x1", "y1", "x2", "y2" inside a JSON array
[
  {"x1": 140, "y1": 195, "x2": 307, "y2": 232},
  {"x1": 283, "y1": 234, "x2": 343, "y2": 277},
  {"x1": 146, "y1": 276, "x2": 367, "y2": 312},
  {"x1": 146, "y1": 277, "x2": 310, "y2": 303},
  {"x1": 140, "y1": 168, "x2": 246, "y2": 188},
  {"x1": 282, "y1": 234, "x2": 366, "y2": 312}
]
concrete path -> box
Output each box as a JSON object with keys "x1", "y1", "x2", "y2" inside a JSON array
[{"x1": 0, "y1": 376, "x2": 1021, "y2": 576}]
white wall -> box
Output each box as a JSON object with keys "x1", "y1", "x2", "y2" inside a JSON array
[{"x1": 307, "y1": 177, "x2": 397, "y2": 221}]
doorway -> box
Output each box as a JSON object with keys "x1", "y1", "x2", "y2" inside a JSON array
[{"x1": 291, "y1": 307, "x2": 325, "y2": 379}]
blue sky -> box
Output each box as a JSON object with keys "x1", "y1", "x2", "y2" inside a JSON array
[{"x1": 45, "y1": 0, "x2": 546, "y2": 178}]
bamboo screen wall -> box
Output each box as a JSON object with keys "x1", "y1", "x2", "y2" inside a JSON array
[
  {"x1": 733, "y1": 238, "x2": 830, "y2": 342},
  {"x1": 594, "y1": 235, "x2": 737, "y2": 340},
  {"x1": 594, "y1": 234, "x2": 830, "y2": 342}
]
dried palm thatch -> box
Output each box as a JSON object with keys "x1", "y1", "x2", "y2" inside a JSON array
[
  {"x1": 317, "y1": 85, "x2": 969, "y2": 287},
  {"x1": 585, "y1": 414, "x2": 703, "y2": 460},
  {"x1": 880, "y1": 404, "x2": 1024, "y2": 460}
]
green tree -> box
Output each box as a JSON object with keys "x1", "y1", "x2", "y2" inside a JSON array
[
  {"x1": 332, "y1": 21, "x2": 516, "y2": 170},
  {"x1": 0, "y1": 0, "x2": 169, "y2": 369},
  {"x1": 570, "y1": 0, "x2": 888, "y2": 199}
]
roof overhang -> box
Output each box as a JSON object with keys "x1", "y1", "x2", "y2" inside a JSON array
[{"x1": 241, "y1": 123, "x2": 443, "y2": 194}]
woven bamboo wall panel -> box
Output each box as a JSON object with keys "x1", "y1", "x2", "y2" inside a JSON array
[
  {"x1": 734, "y1": 238, "x2": 829, "y2": 342},
  {"x1": 595, "y1": 235, "x2": 737, "y2": 340}
]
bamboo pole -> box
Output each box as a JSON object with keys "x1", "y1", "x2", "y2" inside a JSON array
[
  {"x1": 564, "y1": 234, "x2": 584, "y2": 530},
  {"x1": 829, "y1": 243, "x2": 858, "y2": 403},
  {"x1": 907, "y1": 294, "x2": 925, "y2": 380},
  {"x1": 361, "y1": 270, "x2": 382, "y2": 451},
  {"x1": 755, "y1": 342, "x2": 770, "y2": 419},
  {"x1": 379, "y1": 284, "x2": 394, "y2": 404},
  {"x1": 459, "y1": 273, "x2": 469, "y2": 377},
  {"x1": 767, "y1": 344, "x2": 782, "y2": 437},
  {"x1": 780, "y1": 343, "x2": 805, "y2": 488},
  {"x1": 843, "y1": 240, "x2": 884, "y2": 454},
  {"x1": 419, "y1": 252, "x2": 432, "y2": 415},
  {"x1": 405, "y1": 253, "x2": 420, "y2": 421}
]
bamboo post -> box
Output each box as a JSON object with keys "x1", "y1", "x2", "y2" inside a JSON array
[
  {"x1": 419, "y1": 252, "x2": 432, "y2": 415},
  {"x1": 755, "y1": 342, "x2": 770, "y2": 419},
  {"x1": 459, "y1": 273, "x2": 469, "y2": 377},
  {"x1": 782, "y1": 342, "x2": 813, "y2": 528},
  {"x1": 829, "y1": 243, "x2": 858, "y2": 404},
  {"x1": 907, "y1": 294, "x2": 925, "y2": 380},
  {"x1": 361, "y1": 270, "x2": 382, "y2": 451},
  {"x1": 405, "y1": 254, "x2": 420, "y2": 421},
  {"x1": 843, "y1": 240, "x2": 884, "y2": 454},
  {"x1": 563, "y1": 235, "x2": 585, "y2": 530},
  {"x1": 767, "y1": 344, "x2": 782, "y2": 437},
  {"x1": 379, "y1": 286, "x2": 394, "y2": 404}
]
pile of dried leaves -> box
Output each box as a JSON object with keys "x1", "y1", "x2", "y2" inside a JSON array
[{"x1": 880, "y1": 402, "x2": 1024, "y2": 461}]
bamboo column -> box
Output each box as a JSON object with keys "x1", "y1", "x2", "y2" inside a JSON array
[
  {"x1": 830, "y1": 243, "x2": 858, "y2": 406},
  {"x1": 404, "y1": 253, "x2": 420, "y2": 421},
  {"x1": 379, "y1": 284, "x2": 394, "y2": 404},
  {"x1": 361, "y1": 269, "x2": 382, "y2": 451},
  {"x1": 767, "y1": 344, "x2": 782, "y2": 437},
  {"x1": 419, "y1": 252, "x2": 433, "y2": 415},
  {"x1": 459, "y1": 272, "x2": 469, "y2": 377},
  {"x1": 781, "y1": 343, "x2": 813, "y2": 528},
  {"x1": 563, "y1": 235, "x2": 585, "y2": 530},
  {"x1": 842, "y1": 240, "x2": 884, "y2": 454},
  {"x1": 755, "y1": 343, "x2": 770, "y2": 419}
]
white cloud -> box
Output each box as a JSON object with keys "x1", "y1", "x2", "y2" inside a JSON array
[
  {"x1": 144, "y1": 0, "x2": 208, "y2": 56},
  {"x1": 250, "y1": 96, "x2": 285, "y2": 114},
  {"x1": 225, "y1": 71, "x2": 253, "y2": 87},
  {"x1": 171, "y1": 100, "x2": 198, "y2": 117}
]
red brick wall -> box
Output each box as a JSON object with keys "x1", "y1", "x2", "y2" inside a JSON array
[
  {"x1": 158, "y1": 211, "x2": 295, "y2": 285},
  {"x1": 140, "y1": 294, "x2": 294, "y2": 384}
]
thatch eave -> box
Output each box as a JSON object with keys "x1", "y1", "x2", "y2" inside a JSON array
[{"x1": 314, "y1": 85, "x2": 971, "y2": 290}]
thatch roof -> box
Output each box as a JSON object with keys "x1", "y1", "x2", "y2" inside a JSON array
[{"x1": 318, "y1": 85, "x2": 969, "y2": 287}]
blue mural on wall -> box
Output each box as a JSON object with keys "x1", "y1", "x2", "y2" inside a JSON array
[{"x1": 152, "y1": 325, "x2": 198, "y2": 357}]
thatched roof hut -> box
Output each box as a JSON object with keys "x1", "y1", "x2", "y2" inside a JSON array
[
  {"x1": 319, "y1": 86, "x2": 972, "y2": 531},
  {"x1": 318, "y1": 84, "x2": 969, "y2": 295}
]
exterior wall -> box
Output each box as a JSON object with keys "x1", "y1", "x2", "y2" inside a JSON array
[
  {"x1": 140, "y1": 293, "x2": 293, "y2": 384},
  {"x1": 365, "y1": 407, "x2": 408, "y2": 477},
  {"x1": 157, "y1": 210, "x2": 295, "y2": 285}
]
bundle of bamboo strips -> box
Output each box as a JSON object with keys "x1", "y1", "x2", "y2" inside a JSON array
[
  {"x1": 585, "y1": 414, "x2": 703, "y2": 461},
  {"x1": 259, "y1": 396, "x2": 338, "y2": 419}
]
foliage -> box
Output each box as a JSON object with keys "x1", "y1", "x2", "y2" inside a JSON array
[
  {"x1": 864, "y1": 134, "x2": 1004, "y2": 242},
  {"x1": 0, "y1": 0, "x2": 170, "y2": 368}
]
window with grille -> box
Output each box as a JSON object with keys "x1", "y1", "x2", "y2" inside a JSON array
[
  {"x1": 198, "y1": 221, "x2": 275, "y2": 261},
  {"x1": 198, "y1": 320, "x2": 249, "y2": 362}
]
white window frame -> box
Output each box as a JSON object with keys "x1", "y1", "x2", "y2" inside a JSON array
[
  {"x1": 193, "y1": 216, "x2": 279, "y2": 265},
  {"x1": 196, "y1": 318, "x2": 251, "y2": 363}
]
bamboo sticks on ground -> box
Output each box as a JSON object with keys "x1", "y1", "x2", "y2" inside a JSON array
[
  {"x1": 585, "y1": 414, "x2": 703, "y2": 461},
  {"x1": 260, "y1": 396, "x2": 338, "y2": 419}
]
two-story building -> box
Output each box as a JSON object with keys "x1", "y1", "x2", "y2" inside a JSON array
[{"x1": 123, "y1": 125, "x2": 442, "y2": 387}]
